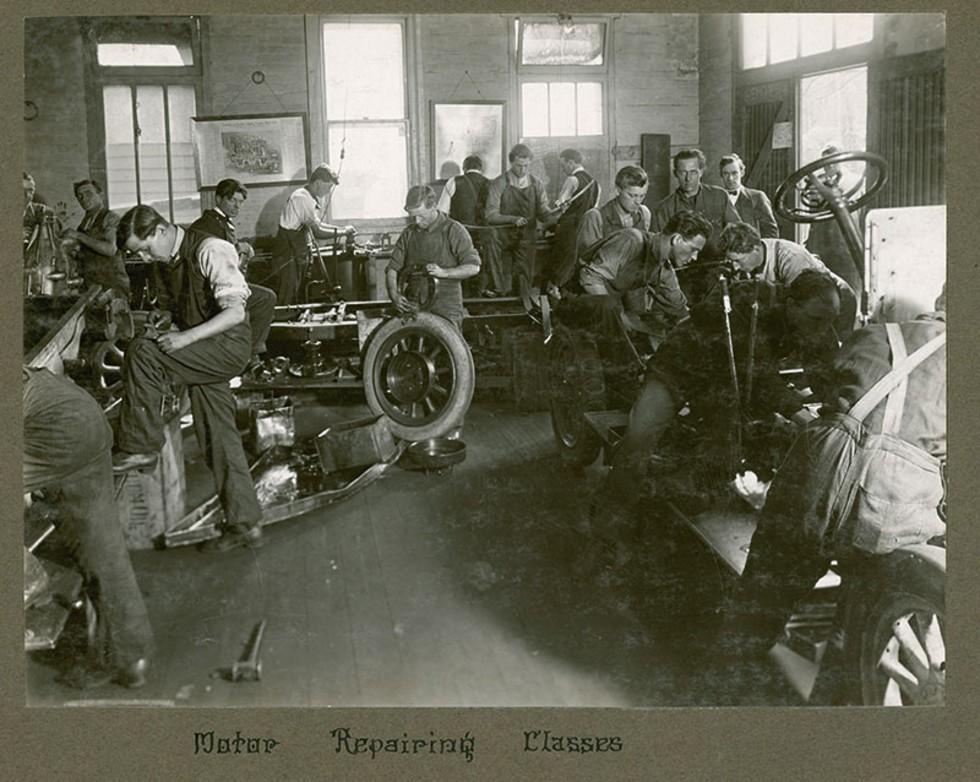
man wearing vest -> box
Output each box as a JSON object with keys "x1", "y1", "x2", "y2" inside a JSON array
[
  {"x1": 652, "y1": 148, "x2": 740, "y2": 261},
  {"x1": 113, "y1": 205, "x2": 264, "y2": 553},
  {"x1": 190, "y1": 178, "x2": 276, "y2": 367},
  {"x1": 577, "y1": 165, "x2": 652, "y2": 261},
  {"x1": 386, "y1": 185, "x2": 481, "y2": 331},
  {"x1": 720, "y1": 289, "x2": 946, "y2": 704},
  {"x1": 719, "y1": 153, "x2": 779, "y2": 239},
  {"x1": 483, "y1": 144, "x2": 555, "y2": 299},
  {"x1": 269, "y1": 164, "x2": 354, "y2": 306},
  {"x1": 544, "y1": 148, "x2": 599, "y2": 293},
  {"x1": 436, "y1": 155, "x2": 490, "y2": 296}
]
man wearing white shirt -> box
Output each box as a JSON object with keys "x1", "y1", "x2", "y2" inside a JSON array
[
  {"x1": 190, "y1": 178, "x2": 275, "y2": 365},
  {"x1": 718, "y1": 153, "x2": 779, "y2": 239},
  {"x1": 269, "y1": 164, "x2": 353, "y2": 305},
  {"x1": 113, "y1": 205, "x2": 264, "y2": 552},
  {"x1": 544, "y1": 148, "x2": 599, "y2": 292}
]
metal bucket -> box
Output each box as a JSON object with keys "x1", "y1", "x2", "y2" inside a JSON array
[
  {"x1": 249, "y1": 396, "x2": 296, "y2": 452},
  {"x1": 316, "y1": 414, "x2": 397, "y2": 473}
]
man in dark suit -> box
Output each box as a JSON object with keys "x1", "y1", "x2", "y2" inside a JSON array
[
  {"x1": 190, "y1": 178, "x2": 275, "y2": 367},
  {"x1": 719, "y1": 153, "x2": 779, "y2": 239}
]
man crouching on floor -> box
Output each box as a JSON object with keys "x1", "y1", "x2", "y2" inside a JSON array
[{"x1": 112, "y1": 205, "x2": 263, "y2": 553}]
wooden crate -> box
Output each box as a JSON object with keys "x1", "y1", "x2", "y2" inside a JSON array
[{"x1": 114, "y1": 415, "x2": 186, "y2": 550}]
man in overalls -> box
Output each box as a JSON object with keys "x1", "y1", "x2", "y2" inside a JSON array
[
  {"x1": 113, "y1": 205, "x2": 264, "y2": 553},
  {"x1": 60, "y1": 179, "x2": 131, "y2": 301},
  {"x1": 268, "y1": 165, "x2": 354, "y2": 306},
  {"x1": 386, "y1": 185, "x2": 481, "y2": 331},
  {"x1": 483, "y1": 144, "x2": 555, "y2": 299}
]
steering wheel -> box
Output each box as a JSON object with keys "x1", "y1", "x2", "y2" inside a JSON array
[{"x1": 773, "y1": 150, "x2": 888, "y2": 224}]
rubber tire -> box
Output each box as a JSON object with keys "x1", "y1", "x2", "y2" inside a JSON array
[
  {"x1": 548, "y1": 325, "x2": 606, "y2": 468},
  {"x1": 362, "y1": 311, "x2": 475, "y2": 441},
  {"x1": 844, "y1": 545, "x2": 946, "y2": 706}
]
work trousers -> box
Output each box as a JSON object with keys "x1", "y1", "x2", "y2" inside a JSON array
[
  {"x1": 246, "y1": 283, "x2": 276, "y2": 356},
  {"x1": 24, "y1": 369, "x2": 153, "y2": 667},
  {"x1": 116, "y1": 323, "x2": 262, "y2": 534},
  {"x1": 547, "y1": 216, "x2": 580, "y2": 289},
  {"x1": 270, "y1": 226, "x2": 310, "y2": 306},
  {"x1": 482, "y1": 227, "x2": 536, "y2": 296}
]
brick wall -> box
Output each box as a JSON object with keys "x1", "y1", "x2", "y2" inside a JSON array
[
  {"x1": 24, "y1": 13, "x2": 703, "y2": 237},
  {"x1": 202, "y1": 15, "x2": 309, "y2": 238}
]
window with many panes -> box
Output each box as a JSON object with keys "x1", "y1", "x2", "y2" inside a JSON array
[
  {"x1": 517, "y1": 17, "x2": 607, "y2": 138},
  {"x1": 321, "y1": 19, "x2": 409, "y2": 221},
  {"x1": 86, "y1": 17, "x2": 201, "y2": 224},
  {"x1": 741, "y1": 13, "x2": 874, "y2": 70}
]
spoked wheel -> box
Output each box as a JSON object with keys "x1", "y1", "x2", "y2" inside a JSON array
[
  {"x1": 362, "y1": 312, "x2": 474, "y2": 441},
  {"x1": 861, "y1": 589, "x2": 945, "y2": 706},
  {"x1": 548, "y1": 325, "x2": 606, "y2": 468},
  {"x1": 845, "y1": 544, "x2": 946, "y2": 706},
  {"x1": 91, "y1": 339, "x2": 125, "y2": 395}
]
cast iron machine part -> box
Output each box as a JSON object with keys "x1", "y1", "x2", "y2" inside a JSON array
[
  {"x1": 24, "y1": 212, "x2": 79, "y2": 296},
  {"x1": 773, "y1": 150, "x2": 888, "y2": 318}
]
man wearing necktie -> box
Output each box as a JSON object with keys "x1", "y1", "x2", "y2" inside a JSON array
[{"x1": 190, "y1": 179, "x2": 275, "y2": 366}]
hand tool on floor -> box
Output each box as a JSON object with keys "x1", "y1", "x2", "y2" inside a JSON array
[{"x1": 231, "y1": 619, "x2": 267, "y2": 682}]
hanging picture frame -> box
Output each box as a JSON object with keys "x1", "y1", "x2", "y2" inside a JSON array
[
  {"x1": 430, "y1": 101, "x2": 506, "y2": 181},
  {"x1": 191, "y1": 112, "x2": 310, "y2": 188}
]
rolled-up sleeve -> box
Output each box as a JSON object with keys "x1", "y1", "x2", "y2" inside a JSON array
[
  {"x1": 558, "y1": 175, "x2": 578, "y2": 203},
  {"x1": 99, "y1": 210, "x2": 121, "y2": 251},
  {"x1": 534, "y1": 177, "x2": 551, "y2": 217},
  {"x1": 576, "y1": 208, "x2": 604, "y2": 256},
  {"x1": 386, "y1": 229, "x2": 409, "y2": 274},
  {"x1": 448, "y1": 222, "x2": 481, "y2": 268},
  {"x1": 197, "y1": 237, "x2": 250, "y2": 309},
  {"x1": 436, "y1": 177, "x2": 454, "y2": 215},
  {"x1": 484, "y1": 177, "x2": 507, "y2": 224}
]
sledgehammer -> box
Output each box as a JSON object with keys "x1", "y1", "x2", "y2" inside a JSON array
[{"x1": 231, "y1": 619, "x2": 267, "y2": 682}]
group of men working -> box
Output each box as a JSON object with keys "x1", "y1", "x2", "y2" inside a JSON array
[
  {"x1": 547, "y1": 149, "x2": 945, "y2": 703},
  {"x1": 23, "y1": 172, "x2": 284, "y2": 690},
  {"x1": 22, "y1": 137, "x2": 944, "y2": 700}
]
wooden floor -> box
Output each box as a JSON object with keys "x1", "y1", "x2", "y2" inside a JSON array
[{"x1": 26, "y1": 400, "x2": 797, "y2": 708}]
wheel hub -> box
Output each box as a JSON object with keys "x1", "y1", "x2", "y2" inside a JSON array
[{"x1": 385, "y1": 350, "x2": 435, "y2": 404}]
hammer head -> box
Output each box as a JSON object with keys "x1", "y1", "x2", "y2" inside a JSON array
[{"x1": 231, "y1": 659, "x2": 262, "y2": 682}]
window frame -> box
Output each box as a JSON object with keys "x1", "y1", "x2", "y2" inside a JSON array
[
  {"x1": 317, "y1": 15, "x2": 414, "y2": 226},
  {"x1": 516, "y1": 15, "x2": 609, "y2": 74},
  {"x1": 81, "y1": 16, "x2": 203, "y2": 223},
  {"x1": 739, "y1": 13, "x2": 876, "y2": 73},
  {"x1": 514, "y1": 15, "x2": 610, "y2": 140}
]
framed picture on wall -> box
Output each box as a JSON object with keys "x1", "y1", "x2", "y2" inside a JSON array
[
  {"x1": 431, "y1": 101, "x2": 506, "y2": 181},
  {"x1": 191, "y1": 112, "x2": 310, "y2": 188}
]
